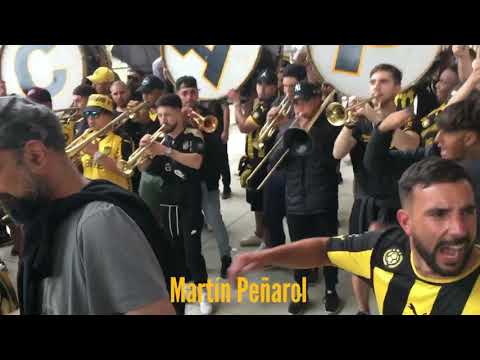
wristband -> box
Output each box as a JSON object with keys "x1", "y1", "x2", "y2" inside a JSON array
[{"x1": 165, "y1": 147, "x2": 173, "y2": 157}]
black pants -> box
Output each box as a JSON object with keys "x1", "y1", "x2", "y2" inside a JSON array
[
  {"x1": 263, "y1": 170, "x2": 286, "y2": 247},
  {"x1": 155, "y1": 184, "x2": 208, "y2": 285},
  {"x1": 220, "y1": 142, "x2": 231, "y2": 190},
  {"x1": 287, "y1": 212, "x2": 339, "y2": 291}
]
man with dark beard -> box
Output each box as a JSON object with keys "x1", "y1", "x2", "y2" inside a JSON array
[
  {"x1": 0, "y1": 96, "x2": 179, "y2": 315},
  {"x1": 229, "y1": 157, "x2": 480, "y2": 315}
]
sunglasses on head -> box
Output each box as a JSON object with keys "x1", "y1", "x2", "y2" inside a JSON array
[{"x1": 83, "y1": 111, "x2": 102, "y2": 118}]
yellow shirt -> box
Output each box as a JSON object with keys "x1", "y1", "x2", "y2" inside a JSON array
[{"x1": 81, "y1": 131, "x2": 131, "y2": 190}]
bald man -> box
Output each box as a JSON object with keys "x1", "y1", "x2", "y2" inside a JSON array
[{"x1": 110, "y1": 81, "x2": 132, "y2": 113}]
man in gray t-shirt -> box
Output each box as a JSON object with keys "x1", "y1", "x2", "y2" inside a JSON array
[
  {"x1": 0, "y1": 96, "x2": 175, "y2": 315},
  {"x1": 41, "y1": 202, "x2": 170, "y2": 315}
]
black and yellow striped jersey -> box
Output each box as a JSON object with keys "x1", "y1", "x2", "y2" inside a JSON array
[{"x1": 327, "y1": 226, "x2": 480, "y2": 315}]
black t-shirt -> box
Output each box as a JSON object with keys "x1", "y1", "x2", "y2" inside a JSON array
[
  {"x1": 350, "y1": 118, "x2": 374, "y2": 197},
  {"x1": 146, "y1": 128, "x2": 204, "y2": 204},
  {"x1": 194, "y1": 104, "x2": 223, "y2": 191}
]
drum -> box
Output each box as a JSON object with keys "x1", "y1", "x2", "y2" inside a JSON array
[
  {"x1": 307, "y1": 45, "x2": 441, "y2": 98},
  {"x1": 161, "y1": 45, "x2": 264, "y2": 100},
  {"x1": 0, "y1": 45, "x2": 111, "y2": 110}
]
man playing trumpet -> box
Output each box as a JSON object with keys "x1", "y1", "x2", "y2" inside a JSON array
[{"x1": 137, "y1": 94, "x2": 213, "y2": 315}]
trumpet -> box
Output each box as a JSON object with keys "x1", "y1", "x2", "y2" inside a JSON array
[
  {"x1": 65, "y1": 101, "x2": 150, "y2": 161},
  {"x1": 119, "y1": 124, "x2": 167, "y2": 177},
  {"x1": 254, "y1": 90, "x2": 337, "y2": 191},
  {"x1": 325, "y1": 96, "x2": 376, "y2": 127},
  {"x1": 189, "y1": 110, "x2": 218, "y2": 133},
  {"x1": 253, "y1": 96, "x2": 293, "y2": 150}
]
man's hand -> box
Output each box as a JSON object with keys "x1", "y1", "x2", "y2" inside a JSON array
[
  {"x1": 128, "y1": 100, "x2": 149, "y2": 123},
  {"x1": 227, "y1": 252, "x2": 267, "y2": 286},
  {"x1": 378, "y1": 109, "x2": 412, "y2": 133},
  {"x1": 452, "y1": 45, "x2": 470, "y2": 58},
  {"x1": 140, "y1": 134, "x2": 169, "y2": 157},
  {"x1": 83, "y1": 141, "x2": 99, "y2": 156},
  {"x1": 227, "y1": 89, "x2": 241, "y2": 105}
]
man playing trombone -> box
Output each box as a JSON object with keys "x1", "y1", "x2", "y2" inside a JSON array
[
  {"x1": 79, "y1": 94, "x2": 133, "y2": 191},
  {"x1": 261, "y1": 64, "x2": 306, "y2": 249},
  {"x1": 270, "y1": 81, "x2": 343, "y2": 314}
]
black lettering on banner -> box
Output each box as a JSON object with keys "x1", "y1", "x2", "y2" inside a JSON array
[
  {"x1": 15, "y1": 45, "x2": 66, "y2": 96},
  {"x1": 172, "y1": 45, "x2": 231, "y2": 87},
  {"x1": 334, "y1": 45, "x2": 364, "y2": 74}
]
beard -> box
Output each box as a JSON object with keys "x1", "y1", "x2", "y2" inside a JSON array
[
  {"x1": 412, "y1": 234, "x2": 474, "y2": 277},
  {"x1": 0, "y1": 174, "x2": 50, "y2": 224}
]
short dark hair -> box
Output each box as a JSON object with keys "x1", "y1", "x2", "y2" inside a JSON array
[
  {"x1": 0, "y1": 96, "x2": 66, "y2": 152},
  {"x1": 398, "y1": 157, "x2": 474, "y2": 206},
  {"x1": 370, "y1": 64, "x2": 403, "y2": 85},
  {"x1": 175, "y1": 76, "x2": 198, "y2": 91},
  {"x1": 436, "y1": 92, "x2": 480, "y2": 133},
  {"x1": 73, "y1": 84, "x2": 95, "y2": 98},
  {"x1": 283, "y1": 64, "x2": 307, "y2": 82},
  {"x1": 155, "y1": 94, "x2": 182, "y2": 110}
]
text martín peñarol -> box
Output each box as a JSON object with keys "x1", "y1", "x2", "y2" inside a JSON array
[{"x1": 170, "y1": 277, "x2": 307, "y2": 304}]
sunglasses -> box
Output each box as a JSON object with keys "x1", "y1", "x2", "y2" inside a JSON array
[{"x1": 83, "y1": 111, "x2": 102, "y2": 119}]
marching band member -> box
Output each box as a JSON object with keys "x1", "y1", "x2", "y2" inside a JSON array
[
  {"x1": 401, "y1": 65, "x2": 460, "y2": 148},
  {"x1": 79, "y1": 94, "x2": 133, "y2": 191},
  {"x1": 111, "y1": 81, "x2": 131, "y2": 114},
  {"x1": 275, "y1": 81, "x2": 343, "y2": 314},
  {"x1": 333, "y1": 64, "x2": 404, "y2": 315},
  {"x1": 72, "y1": 84, "x2": 95, "y2": 138},
  {"x1": 228, "y1": 68, "x2": 278, "y2": 248},
  {"x1": 176, "y1": 76, "x2": 232, "y2": 279},
  {"x1": 86, "y1": 67, "x2": 115, "y2": 96},
  {"x1": 262, "y1": 64, "x2": 306, "y2": 249},
  {"x1": 137, "y1": 94, "x2": 213, "y2": 314}
]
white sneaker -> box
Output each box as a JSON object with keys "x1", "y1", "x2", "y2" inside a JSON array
[
  {"x1": 199, "y1": 290, "x2": 214, "y2": 315},
  {"x1": 240, "y1": 234, "x2": 262, "y2": 247},
  {"x1": 256, "y1": 242, "x2": 267, "y2": 251}
]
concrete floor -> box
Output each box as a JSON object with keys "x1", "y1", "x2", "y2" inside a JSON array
[{"x1": 0, "y1": 118, "x2": 379, "y2": 315}]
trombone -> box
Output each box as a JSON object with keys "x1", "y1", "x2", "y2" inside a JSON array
[
  {"x1": 253, "y1": 96, "x2": 293, "y2": 150},
  {"x1": 325, "y1": 96, "x2": 376, "y2": 127},
  {"x1": 53, "y1": 106, "x2": 80, "y2": 114},
  {"x1": 189, "y1": 110, "x2": 218, "y2": 134},
  {"x1": 253, "y1": 90, "x2": 337, "y2": 191},
  {"x1": 65, "y1": 101, "x2": 150, "y2": 161},
  {"x1": 119, "y1": 124, "x2": 167, "y2": 177}
]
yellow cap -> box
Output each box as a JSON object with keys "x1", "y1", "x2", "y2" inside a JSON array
[
  {"x1": 87, "y1": 67, "x2": 115, "y2": 84},
  {"x1": 85, "y1": 94, "x2": 114, "y2": 113}
]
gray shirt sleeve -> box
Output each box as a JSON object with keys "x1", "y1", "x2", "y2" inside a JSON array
[{"x1": 77, "y1": 203, "x2": 169, "y2": 314}]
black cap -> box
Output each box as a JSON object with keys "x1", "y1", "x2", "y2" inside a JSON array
[
  {"x1": 256, "y1": 68, "x2": 277, "y2": 85},
  {"x1": 293, "y1": 81, "x2": 321, "y2": 101},
  {"x1": 137, "y1": 75, "x2": 165, "y2": 94},
  {"x1": 176, "y1": 76, "x2": 198, "y2": 91}
]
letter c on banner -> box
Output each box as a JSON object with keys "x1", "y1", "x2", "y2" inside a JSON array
[{"x1": 15, "y1": 45, "x2": 66, "y2": 96}]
